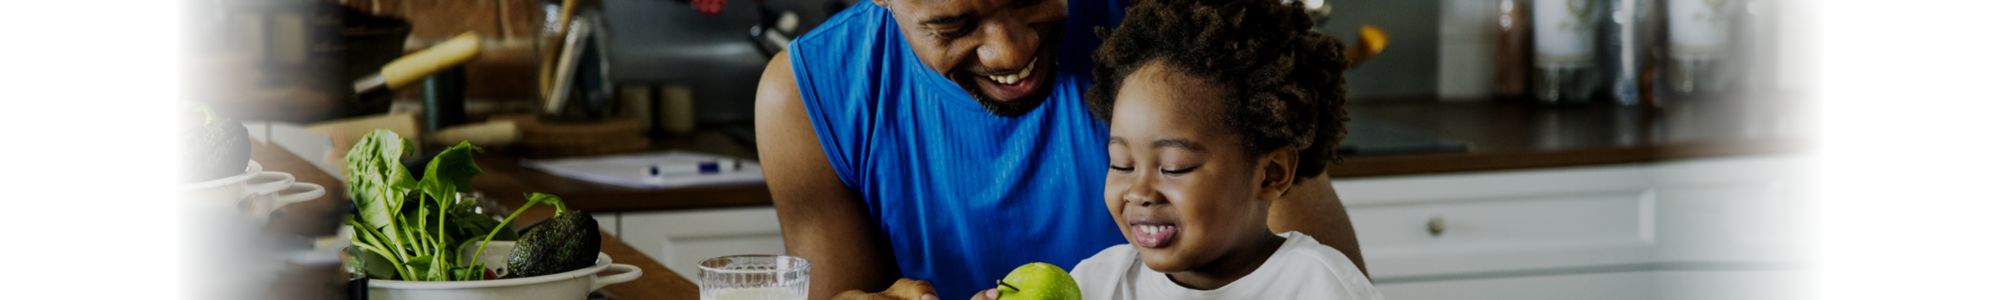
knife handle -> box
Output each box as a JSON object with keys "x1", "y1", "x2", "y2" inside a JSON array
[{"x1": 381, "y1": 32, "x2": 483, "y2": 90}]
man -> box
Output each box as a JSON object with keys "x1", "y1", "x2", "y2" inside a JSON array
[{"x1": 753, "y1": 0, "x2": 1365, "y2": 299}]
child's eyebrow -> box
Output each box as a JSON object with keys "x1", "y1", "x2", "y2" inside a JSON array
[
  {"x1": 1108, "y1": 137, "x2": 1127, "y2": 145},
  {"x1": 1151, "y1": 138, "x2": 1207, "y2": 153}
]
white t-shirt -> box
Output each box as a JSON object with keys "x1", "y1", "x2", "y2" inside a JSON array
[{"x1": 1069, "y1": 231, "x2": 1384, "y2": 300}]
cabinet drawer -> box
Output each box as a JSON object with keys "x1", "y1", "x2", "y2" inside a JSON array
[
  {"x1": 1349, "y1": 189, "x2": 1658, "y2": 277},
  {"x1": 1351, "y1": 189, "x2": 1655, "y2": 251},
  {"x1": 1337, "y1": 165, "x2": 1662, "y2": 278},
  {"x1": 1376, "y1": 270, "x2": 1800, "y2": 300}
]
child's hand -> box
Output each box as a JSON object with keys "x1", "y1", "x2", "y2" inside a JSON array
[
  {"x1": 833, "y1": 278, "x2": 940, "y2": 300},
  {"x1": 967, "y1": 287, "x2": 1000, "y2": 300}
]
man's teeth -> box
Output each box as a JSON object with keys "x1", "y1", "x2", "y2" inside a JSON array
[
  {"x1": 988, "y1": 74, "x2": 1019, "y2": 85},
  {"x1": 984, "y1": 59, "x2": 1037, "y2": 85}
]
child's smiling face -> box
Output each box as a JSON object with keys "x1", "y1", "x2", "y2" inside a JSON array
[{"x1": 1103, "y1": 61, "x2": 1296, "y2": 279}]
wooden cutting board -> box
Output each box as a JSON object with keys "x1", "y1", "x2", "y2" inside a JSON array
[{"x1": 491, "y1": 114, "x2": 650, "y2": 157}]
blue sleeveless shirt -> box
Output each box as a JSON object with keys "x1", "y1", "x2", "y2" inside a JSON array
[{"x1": 786, "y1": 1, "x2": 1126, "y2": 297}]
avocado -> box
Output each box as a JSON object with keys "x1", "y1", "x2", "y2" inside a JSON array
[
  {"x1": 186, "y1": 108, "x2": 250, "y2": 182},
  {"x1": 505, "y1": 210, "x2": 601, "y2": 277}
]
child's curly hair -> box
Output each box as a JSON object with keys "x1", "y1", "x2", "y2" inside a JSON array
[{"x1": 1086, "y1": 0, "x2": 1349, "y2": 181}]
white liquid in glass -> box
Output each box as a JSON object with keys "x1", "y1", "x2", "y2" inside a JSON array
[{"x1": 703, "y1": 287, "x2": 806, "y2": 300}]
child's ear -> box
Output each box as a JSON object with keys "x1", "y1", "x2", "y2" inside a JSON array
[{"x1": 1257, "y1": 149, "x2": 1299, "y2": 201}]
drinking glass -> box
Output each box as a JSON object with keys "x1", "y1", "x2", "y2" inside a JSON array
[{"x1": 699, "y1": 255, "x2": 810, "y2": 300}]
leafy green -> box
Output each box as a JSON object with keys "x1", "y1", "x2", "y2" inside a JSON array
[
  {"x1": 343, "y1": 130, "x2": 552, "y2": 281},
  {"x1": 466, "y1": 192, "x2": 567, "y2": 270},
  {"x1": 345, "y1": 130, "x2": 417, "y2": 252}
]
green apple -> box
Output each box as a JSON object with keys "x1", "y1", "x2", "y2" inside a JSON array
[{"x1": 997, "y1": 262, "x2": 1082, "y2": 300}]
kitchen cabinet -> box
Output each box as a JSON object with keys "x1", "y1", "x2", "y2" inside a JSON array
[
  {"x1": 1337, "y1": 154, "x2": 1805, "y2": 299},
  {"x1": 594, "y1": 154, "x2": 1804, "y2": 297},
  {"x1": 595, "y1": 207, "x2": 787, "y2": 280},
  {"x1": 461, "y1": 98, "x2": 1795, "y2": 298},
  {"x1": 1376, "y1": 270, "x2": 1800, "y2": 300}
]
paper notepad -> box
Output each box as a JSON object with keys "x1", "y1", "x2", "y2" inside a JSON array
[{"x1": 521, "y1": 151, "x2": 764, "y2": 189}]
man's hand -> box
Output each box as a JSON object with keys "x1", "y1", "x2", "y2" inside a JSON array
[
  {"x1": 833, "y1": 279, "x2": 940, "y2": 300},
  {"x1": 966, "y1": 287, "x2": 1000, "y2": 300}
]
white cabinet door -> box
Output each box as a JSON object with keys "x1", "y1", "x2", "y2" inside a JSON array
[
  {"x1": 1651, "y1": 156, "x2": 1808, "y2": 265},
  {"x1": 607, "y1": 207, "x2": 787, "y2": 280}
]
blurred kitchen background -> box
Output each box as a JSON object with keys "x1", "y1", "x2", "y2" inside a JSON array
[{"x1": 187, "y1": 0, "x2": 1806, "y2": 298}]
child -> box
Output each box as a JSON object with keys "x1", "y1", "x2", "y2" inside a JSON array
[{"x1": 1070, "y1": 0, "x2": 1380, "y2": 298}]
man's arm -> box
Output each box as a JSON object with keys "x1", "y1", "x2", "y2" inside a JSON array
[
  {"x1": 1270, "y1": 175, "x2": 1369, "y2": 276},
  {"x1": 755, "y1": 50, "x2": 911, "y2": 299}
]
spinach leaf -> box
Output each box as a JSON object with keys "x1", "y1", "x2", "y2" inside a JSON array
[
  {"x1": 345, "y1": 130, "x2": 417, "y2": 245},
  {"x1": 343, "y1": 131, "x2": 545, "y2": 282}
]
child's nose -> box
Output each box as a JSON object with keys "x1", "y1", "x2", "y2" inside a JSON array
[{"x1": 1122, "y1": 176, "x2": 1161, "y2": 206}]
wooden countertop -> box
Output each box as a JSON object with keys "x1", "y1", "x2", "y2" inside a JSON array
[
  {"x1": 1327, "y1": 97, "x2": 1802, "y2": 177},
  {"x1": 469, "y1": 97, "x2": 1800, "y2": 214}
]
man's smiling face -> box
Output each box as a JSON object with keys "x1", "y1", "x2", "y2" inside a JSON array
[{"x1": 876, "y1": 0, "x2": 1067, "y2": 116}]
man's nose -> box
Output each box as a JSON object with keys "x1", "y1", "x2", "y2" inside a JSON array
[{"x1": 975, "y1": 18, "x2": 1039, "y2": 71}]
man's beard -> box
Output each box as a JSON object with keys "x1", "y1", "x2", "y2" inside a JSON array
[{"x1": 957, "y1": 27, "x2": 1062, "y2": 117}]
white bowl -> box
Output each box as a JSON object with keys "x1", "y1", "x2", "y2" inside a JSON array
[
  {"x1": 183, "y1": 160, "x2": 262, "y2": 212},
  {"x1": 272, "y1": 182, "x2": 325, "y2": 208},
  {"x1": 183, "y1": 160, "x2": 262, "y2": 191},
  {"x1": 367, "y1": 241, "x2": 642, "y2": 300},
  {"x1": 243, "y1": 171, "x2": 296, "y2": 196}
]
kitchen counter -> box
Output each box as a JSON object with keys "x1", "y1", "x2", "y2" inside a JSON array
[
  {"x1": 478, "y1": 176, "x2": 703, "y2": 299},
  {"x1": 471, "y1": 130, "x2": 774, "y2": 212},
  {"x1": 1328, "y1": 97, "x2": 1801, "y2": 177},
  {"x1": 469, "y1": 97, "x2": 1800, "y2": 214},
  {"x1": 255, "y1": 141, "x2": 700, "y2": 299}
]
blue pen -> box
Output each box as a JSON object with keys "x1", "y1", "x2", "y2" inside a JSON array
[{"x1": 647, "y1": 159, "x2": 744, "y2": 177}]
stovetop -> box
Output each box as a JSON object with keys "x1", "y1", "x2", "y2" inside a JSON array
[{"x1": 1336, "y1": 119, "x2": 1469, "y2": 156}]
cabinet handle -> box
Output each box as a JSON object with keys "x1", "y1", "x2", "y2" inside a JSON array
[{"x1": 1426, "y1": 215, "x2": 1446, "y2": 237}]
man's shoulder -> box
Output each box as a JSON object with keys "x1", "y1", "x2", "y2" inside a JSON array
[
  {"x1": 786, "y1": 2, "x2": 899, "y2": 107},
  {"x1": 791, "y1": 2, "x2": 890, "y2": 58}
]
